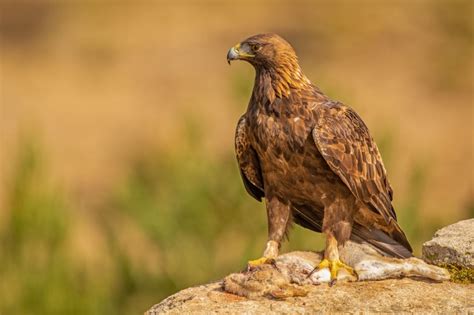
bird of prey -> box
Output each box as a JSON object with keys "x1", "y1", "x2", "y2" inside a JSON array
[{"x1": 227, "y1": 33, "x2": 412, "y2": 282}]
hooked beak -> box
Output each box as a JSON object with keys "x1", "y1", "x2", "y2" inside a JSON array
[
  {"x1": 227, "y1": 46, "x2": 239, "y2": 65},
  {"x1": 227, "y1": 43, "x2": 255, "y2": 65}
]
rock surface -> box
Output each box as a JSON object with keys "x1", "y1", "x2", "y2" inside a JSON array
[
  {"x1": 422, "y1": 219, "x2": 474, "y2": 268},
  {"x1": 146, "y1": 279, "x2": 473, "y2": 314}
]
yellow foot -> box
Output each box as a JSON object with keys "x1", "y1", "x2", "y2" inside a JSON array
[
  {"x1": 247, "y1": 256, "x2": 275, "y2": 268},
  {"x1": 310, "y1": 258, "x2": 357, "y2": 285}
]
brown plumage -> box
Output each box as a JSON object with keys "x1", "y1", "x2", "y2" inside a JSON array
[{"x1": 227, "y1": 33, "x2": 412, "y2": 277}]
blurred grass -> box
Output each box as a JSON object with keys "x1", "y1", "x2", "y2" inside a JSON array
[
  {"x1": 0, "y1": 140, "x2": 100, "y2": 314},
  {"x1": 1, "y1": 133, "x2": 270, "y2": 314}
]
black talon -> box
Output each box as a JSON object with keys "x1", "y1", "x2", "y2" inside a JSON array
[{"x1": 307, "y1": 267, "x2": 319, "y2": 279}]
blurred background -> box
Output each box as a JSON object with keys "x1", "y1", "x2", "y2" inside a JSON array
[{"x1": 0, "y1": 0, "x2": 472, "y2": 314}]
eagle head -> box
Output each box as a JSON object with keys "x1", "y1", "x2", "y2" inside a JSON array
[
  {"x1": 227, "y1": 33, "x2": 310, "y2": 99},
  {"x1": 227, "y1": 33, "x2": 297, "y2": 69}
]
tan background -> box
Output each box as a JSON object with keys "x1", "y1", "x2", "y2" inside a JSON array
[{"x1": 0, "y1": 1, "x2": 472, "y2": 314}]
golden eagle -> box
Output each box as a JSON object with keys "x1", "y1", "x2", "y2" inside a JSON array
[{"x1": 227, "y1": 33, "x2": 412, "y2": 282}]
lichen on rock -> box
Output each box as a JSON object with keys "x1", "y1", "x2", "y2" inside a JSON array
[{"x1": 422, "y1": 218, "x2": 474, "y2": 283}]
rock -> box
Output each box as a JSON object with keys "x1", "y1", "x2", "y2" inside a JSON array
[
  {"x1": 146, "y1": 278, "x2": 473, "y2": 314},
  {"x1": 146, "y1": 241, "x2": 473, "y2": 314},
  {"x1": 422, "y1": 219, "x2": 474, "y2": 268}
]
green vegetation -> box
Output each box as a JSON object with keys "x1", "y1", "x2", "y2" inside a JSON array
[
  {"x1": 443, "y1": 265, "x2": 474, "y2": 284},
  {"x1": 0, "y1": 135, "x2": 269, "y2": 314}
]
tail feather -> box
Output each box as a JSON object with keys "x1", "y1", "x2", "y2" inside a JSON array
[
  {"x1": 390, "y1": 222, "x2": 413, "y2": 253},
  {"x1": 292, "y1": 205, "x2": 413, "y2": 259},
  {"x1": 351, "y1": 223, "x2": 412, "y2": 258}
]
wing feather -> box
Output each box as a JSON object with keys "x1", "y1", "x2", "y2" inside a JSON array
[
  {"x1": 235, "y1": 116, "x2": 264, "y2": 201},
  {"x1": 312, "y1": 101, "x2": 396, "y2": 223}
]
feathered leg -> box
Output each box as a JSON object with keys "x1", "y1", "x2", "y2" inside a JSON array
[
  {"x1": 310, "y1": 198, "x2": 357, "y2": 284},
  {"x1": 248, "y1": 196, "x2": 290, "y2": 267}
]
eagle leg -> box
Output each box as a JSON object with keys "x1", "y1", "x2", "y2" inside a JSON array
[
  {"x1": 248, "y1": 198, "x2": 290, "y2": 269},
  {"x1": 309, "y1": 233, "x2": 357, "y2": 285},
  {"x1": 247, "y1": 240, "x2": 278, "y2": 267}
]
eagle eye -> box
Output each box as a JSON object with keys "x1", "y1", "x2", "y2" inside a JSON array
[{"x1": 250, "y1": 43, "x2": 261, "y2": 52}]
